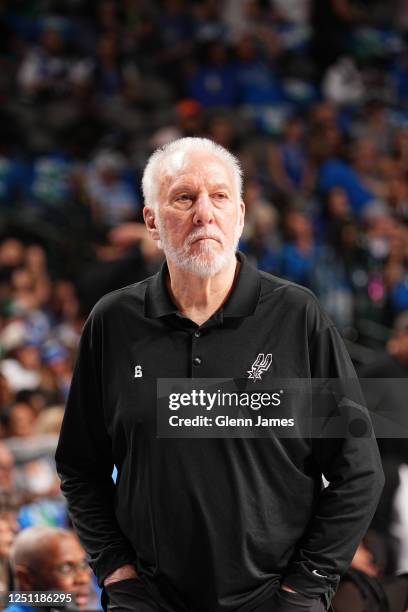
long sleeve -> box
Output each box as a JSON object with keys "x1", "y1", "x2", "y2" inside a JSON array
[
  {"x1": 55, "y1": 311, "x2": 135, "y2": 586},
  {"x1": 283, "y1": 320, "x2": 385, "y2": 602}
]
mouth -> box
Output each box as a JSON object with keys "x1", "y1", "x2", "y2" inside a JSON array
[
  {"x1": 192, "y1": 236, "x2": 220, "y2": 244},
  {"x1": 74, "y1": 593, "x2": 89, "y2": 607}
]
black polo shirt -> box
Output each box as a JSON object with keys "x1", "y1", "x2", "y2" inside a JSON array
[{"x1": 55, "y1": 252, "x2": 384, "y2": 612}]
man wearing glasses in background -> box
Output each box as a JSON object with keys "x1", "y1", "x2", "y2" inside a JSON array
[{"x1": 5, "y1": 526, "x2": 91, "y2": 611}]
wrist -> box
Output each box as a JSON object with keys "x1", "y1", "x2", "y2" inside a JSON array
[
  {"x1": 281, "y1": 584, "x2": 297, "y2": 593},
  {"x1": 104, "y1": 564, "x2": 138, "y2": 586}
]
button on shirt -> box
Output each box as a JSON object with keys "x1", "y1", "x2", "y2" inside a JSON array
[{"x1": 55, "y1": 252, "x2": 384, "y2": 612}]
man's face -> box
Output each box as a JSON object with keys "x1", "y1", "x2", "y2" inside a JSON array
[
  {"x1": 27, "y1": 535, "x2": 91, "y2": 610},
  {"x1": 146, "y1": 152, "x2": 244, "y2": 277}
]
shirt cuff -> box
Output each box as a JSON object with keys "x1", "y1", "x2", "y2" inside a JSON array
[
  {"x1": 91, "y1": 545, "x2": 137, "y2": 587},
  {"x1": 283, "y1": 561, "x2": 340, "y2": 600}
]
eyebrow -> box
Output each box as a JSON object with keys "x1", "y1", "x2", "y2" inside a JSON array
[
  {"x1": 209, "y1": 183, "x2": 232, "y2": 192},
  {"x1": 169, "y1": 183, "x2": 232, "y2": 195}
]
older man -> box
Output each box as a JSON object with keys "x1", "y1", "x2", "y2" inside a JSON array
[
  {"x1": 55, "y1": 137, "x2": 384, "y2": 612},
  {"x1": 5, "y1": 526, "x2": 91, "y2": 611}
]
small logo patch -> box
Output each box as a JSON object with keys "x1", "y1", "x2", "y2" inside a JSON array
[
  {"x1": 312, "y1": 569, "x2": 328, "y2": 578},
  {"x1": 247, "y1": 353, "x2": 272, "y2": 382},
  {"x1": 134, "y1": 365, "x2": 143, "y2": 378}
]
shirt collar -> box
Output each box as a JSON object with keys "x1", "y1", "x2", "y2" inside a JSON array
[{"x1": 144, "y1": 251, "x2": 261, "y2": 320}]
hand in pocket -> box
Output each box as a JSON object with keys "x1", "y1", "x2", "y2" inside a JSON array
[
  {"x1": 273, "y1": 589, "x2": 325, "y2": 611},
  {"x1": 104, "y1": 577, "x2": 159, "y2": 612}
]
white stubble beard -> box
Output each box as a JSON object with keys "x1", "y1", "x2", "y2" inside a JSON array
[{"x1": 155, "y1": 214, "x2": 242, "y2": 278}]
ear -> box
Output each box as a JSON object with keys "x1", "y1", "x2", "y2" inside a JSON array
[
  {"x1": 14, "y1": 565, "x2": 34, "y2": 590},
  {"x1": 143, "y1": 206, "x2": 161, "y2": 242},
  {"x1": 238, "y1": 200, "x2": 245, "y2": 233}
]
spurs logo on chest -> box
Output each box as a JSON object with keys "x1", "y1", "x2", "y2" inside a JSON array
[{"x1": 247, "y1": 353, "x2": 272, "y2": 382}]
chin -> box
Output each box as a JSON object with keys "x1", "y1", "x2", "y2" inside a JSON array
[
  {"x1": 163, "y1": 237, "x2": 238, "y2": 277},
  {"x1": 74, "y1": 594, "x2": 89, "y2": 610},
  {"x1": 178, "y1": 252, "x2": 231, "y2": 277}
]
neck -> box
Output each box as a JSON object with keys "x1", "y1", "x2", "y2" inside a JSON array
[{"x1": 166, "y1": 256, "x2": 240, "y2": 325}]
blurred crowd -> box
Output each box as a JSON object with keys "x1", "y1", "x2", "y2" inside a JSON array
[{"x1": 1, "y1": 0, "x2": 408, "y2": 610}]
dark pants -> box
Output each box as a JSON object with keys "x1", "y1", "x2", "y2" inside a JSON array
[{"x1": 102, "y1": 579, "x2": 328, "y2": 612}]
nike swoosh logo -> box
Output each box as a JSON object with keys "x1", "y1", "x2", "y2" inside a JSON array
[{"x1": 312, "y1": 570, "x2": 328, "y2": 578}]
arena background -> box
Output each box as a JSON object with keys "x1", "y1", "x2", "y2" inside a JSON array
[{"x1": 0, "y1": 0, "x2": 408, "y2": 610}]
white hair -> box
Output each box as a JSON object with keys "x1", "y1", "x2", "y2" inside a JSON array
[{"x1": 141, "y1": 137, "x2": 243, "y2": 211}]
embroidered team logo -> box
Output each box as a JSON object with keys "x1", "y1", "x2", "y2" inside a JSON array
[{"x1": 247, "y1": 353, "x2": 272, "y2": 382}]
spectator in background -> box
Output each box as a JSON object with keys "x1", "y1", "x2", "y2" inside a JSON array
[
  {"x1": 240, "y1": 179, "x2": 278, "y2": 239},
  {"x1": 2, "y1": 402, "x2": 37, "y2": 439},
  {"x1": 0, "y1": 444, "x2": 15, "y2": 491},
  {"x1": 206, "y1": 112, "x2": 239, "y2": 152},
  {"x1": 176, "y1": 99, "x2": 204, "y2": 138},
  {"x1": 35, "y1": 406, "x2": 64, "y2": 437},
  {"x1": 149, "y1": 99, "x2": 205, "y2": 149},
  {"x1": 85, "y1": 150, "x2": 139, "y2": 229},
  {"x1": 279, "y1": 210, "x2": 319, "y2": 286},
  {"x1": 221, "y1": 0, "x2": 257, "y2": 41},
  {"x1": 0, "y1": 482, "x2": 19, "y2": 595},
  {"x1": 317, "y1": 154, "x2": 377, "y2": 217},
  {"x1": 358, "y1": 312, "x2": 408, "y2": 467},
  {"x1": 0, "y1": 331, "x2": 42, "y2": 394},
  {"x1": 239, "y1": 204, "x2": 280, "y2": 273},
  {"x1": 234, "y1": 33, "x2": 284, "y2": 106},
  {"x1": 351, "y1": 99, "x2": 394, "y2": 157},
  {"x1": 311, "y1": 0, "x2": 360, "y2": 80},
  {"x1": 271, "y1": 0, "x2": 311, "y2": 27},
  {"x1": 94, "y1": 33, "x2": 125, "y2": 100},
  {"x1": 268, "y1": 115, "x2": 314, "y2": 196},
  {"x1": 187, "y1": 40, "x2": 238, "y2": 108},
  {"x1": 10, "y1": 267, "x2": 47, "y2": 313},
  {"x1": 386, "y1": 176, "x2": 408, "y2": 223},
  {"x1": 308, "y1": 102, "x2": 344, "y2": 161},
  {"x1": 75, "y1": 230, "x2": 151, "y2": 315},
  {"x1": 351, "y1": 139, "x2": 387, "y2": 202},
  {"x1": 95, "y1": 0, "x2": 123, "y2": 39},
  {"x1": 391, "y1": 49, "x2": 408, "y2": 108},
  {"x1": 392, "y1": 129, "x2": 408, "y2": 177},
  {"x1": 158, "y1": 0, "x2": 194, "y2": 63},
  {"x1": 17, "y1": 19, "x2": 72, "y2": 101},
  {"x1": 382, "y1": 221, "x2": 408, "y2": 315},
  {"x1": 363, "y1": 311, "x2": 408, "y2": 379},
  {"x1": 0, "y1": 434, "x2": 65, "y2": 531},
  {"x1": 40, "y1": 343, "x2": 72, "y2": 402},
  {"x1": 0, "y1": 239, "x2": 26, "y2": 284},
  {"x1": 0, "y1": 401, "x2": 62, "y2": 505},
  {"x1": 6, "y1": 527, "x2": 92, "y2": 611},
  {"x1": 322, "y1": 56, "x2": 365, "y2": 107},
  {"x1": 331, "y1": 531, "x2": 403, "y2": 612},
  {"x1": 321, "y1": 187, "x2": 352, "y2": 232},
  {"x1": 191, "y1": 0, "x2": 227, "y2": 43}
]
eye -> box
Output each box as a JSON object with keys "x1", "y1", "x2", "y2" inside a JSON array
[
  {"x1": 213, "y1": 192, "x2": 228, "y2": 201},
  {"x1": 173, "y1": 192, "x2": 194, "y2": 209},
  {"x1": 57, "y1": 563, "x2": 73, "y2": 575},
  {"x1": 78, "y1": 559, "x2": 90, "y2": 570},
  {"x1": 175, "y1": 193, "x2": 192, "y2": 202}
]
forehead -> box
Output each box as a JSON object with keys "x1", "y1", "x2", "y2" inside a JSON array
[
  {"x1": 47, "y1": 535, "x2": 85, "y2": 562},
  {"x1": 161, "y1": 152, "x2": 235, "y2": 194}
]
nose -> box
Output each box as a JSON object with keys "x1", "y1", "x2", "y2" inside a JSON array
[
  {"x1": 192, "y1": 190, "x2": 214, "y2": 226},
  {"x1": 73, "y1": 566, "x2": 91, "y2": 585}
]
